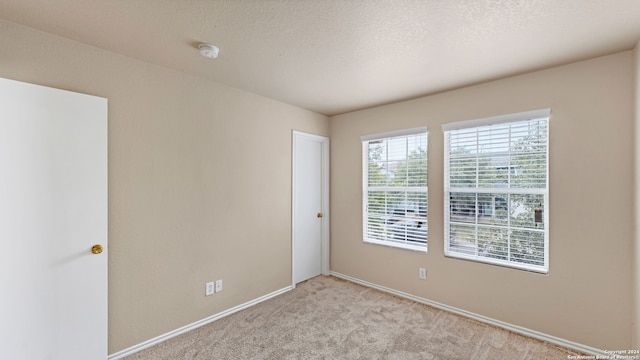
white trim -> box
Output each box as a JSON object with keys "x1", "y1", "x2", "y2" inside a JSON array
[
  {"x1": 108, "y1": 272, "x2": 603, "y2": 359},
  {"x1": 321, "y1": 136, "x2": 330, "y2": 277},
  {"x1": 363, "y1": 238, "x2": 427, "y2": 252},
  {"x1": 291, "y1": 131, "x2": 330, "y2": 289},
  {"x1": 107, "y1": 286, "x2": 293, "y2": 360},
  {"x1": 445, "y1": 187, "x2": 547, "y2": 195},
  {"x1": 360, "y1": 126, "x2": 427, "y2": 142},
  {"x1": 442, "y1": 251, "x2": 548, "y2": 274},
  {"x1": 441, "y1": 108, "x2": 550, "y2": 131},
  {"x1": 368, "y1": 186, "x2": 428, "y2": 192},
  {"x1": 292, "y1": 130, "x2": 328, "y2": 143},
  {"x1": 329, "y1": 272, "x2": 606, "y2": 357},
  {"x1": 362, "y1": 141, "x2": 369, "y2": 253}
]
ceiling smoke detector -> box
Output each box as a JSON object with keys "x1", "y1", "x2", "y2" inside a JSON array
[{"x1": 198, "y1": 43, "x2": 219, "y2": 59}]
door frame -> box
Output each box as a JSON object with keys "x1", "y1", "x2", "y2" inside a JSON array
[{"x1": 291, "y1": 131, "x2": 329, "y2": 288}]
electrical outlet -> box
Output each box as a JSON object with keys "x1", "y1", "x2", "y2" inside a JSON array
[
  {"x1": 215, "y1": 279, "x2": 223, "y2": 293},
  {"x1": 419, "y1": 267, "x2": 427, "y2": 280},
  {"x1": 205, "y1": 282, "x2": 214, "y2": 296}
]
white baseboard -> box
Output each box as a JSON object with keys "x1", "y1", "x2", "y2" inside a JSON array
[
  {"x1": 110, "y1": 273, "x2": 607, "y2": 359},
  {"x1": 330, "y1": 271, "x2": 606, "y2": 357},
  {"x1": 108, "y1": 285, "x2": 293, "y2": 360}
]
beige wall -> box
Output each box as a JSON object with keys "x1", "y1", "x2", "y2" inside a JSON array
[
  {"x1": 330, "y1": 51, "x2": 634, "y2": 350},
  {"x1": 2, "y1": 15, "x2": 637, "y2": 354},
  {"x1": 0, "y1": 19, "x2": 328, "y2": 354}
]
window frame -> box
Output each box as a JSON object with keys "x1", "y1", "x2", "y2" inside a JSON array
[
  {"x1": 362, "y1": 127, "x2": 428, "y2": 252},
  {"x1": 443, "y1": 109, "x2": 550, "y2": 273}
]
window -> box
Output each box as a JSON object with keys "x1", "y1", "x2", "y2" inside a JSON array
[
  {"x1": 362, "y1": 127, "x2": 428, "y2": 251},
  {"x1": 443, "y1": 109, "x2": 549, "y2": 273}
]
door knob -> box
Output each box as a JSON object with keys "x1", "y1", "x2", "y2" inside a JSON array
[
  {"x1": 91, "y1": 244, "x2": 103, "y2": 254},
  {"x1": 317, "y1": 213, "x2": 323, "y2": 218}
]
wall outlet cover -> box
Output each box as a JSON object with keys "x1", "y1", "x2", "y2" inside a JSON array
[
  {"x1": 205, "y1": 282, "x2": 214, "y2": 296},
  {"x1": 419, "y1": 268, "x2": 427, "y2": 280}
]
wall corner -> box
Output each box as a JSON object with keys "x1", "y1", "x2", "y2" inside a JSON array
[{"x1": 633, "y1": 39, "x2": 640, "y2": 349}]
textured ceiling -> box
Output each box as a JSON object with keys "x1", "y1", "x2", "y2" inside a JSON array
[{"x1": 1, "y1": 0, "x2": 639, "y2": 115}]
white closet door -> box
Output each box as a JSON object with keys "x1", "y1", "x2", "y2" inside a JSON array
[{"x1": 0, "y1": 78, "x2": 108, "y2": 360}]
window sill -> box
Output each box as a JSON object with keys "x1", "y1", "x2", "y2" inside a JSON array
[
  {"x1": 444, "y1": 250, "x2": 548, "y2": 274},
  {"x1": 364, "y1": 238, "x2": 427, "y2": 253}
]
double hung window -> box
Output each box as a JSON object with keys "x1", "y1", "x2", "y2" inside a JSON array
[
  {"x1": 362, "y1": 128, "x2": 428, "y2": 251},
  {"x1": 443, "y1": 110, "x2": 549, "y2": 273}
]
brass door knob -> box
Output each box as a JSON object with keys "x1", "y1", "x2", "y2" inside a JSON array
[
  {"x1": 317, "y1": 213, "x2": 323, "y2": 218},
  {"x1": 91, "y1": 244, "x2": 103, "y2": 254}
]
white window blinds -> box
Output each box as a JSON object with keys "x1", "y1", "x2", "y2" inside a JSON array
[
  {"x1": 362, "y1": 128, "x2": 427, "y2": 251},
  {"x1": 443, "y1": 110, "x2": 549, "y2": 273}
]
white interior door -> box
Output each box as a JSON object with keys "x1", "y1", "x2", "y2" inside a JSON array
[
  {"x1": 0, "y1": 78, "x2": 108, "y2": 359},
  {"x1": 292, "y1": 132, "x2": 329, "y2": 285}
]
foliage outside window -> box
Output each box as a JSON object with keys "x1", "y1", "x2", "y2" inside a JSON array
[
  {"x1": 443, "y1": 110, "x2": 549, "y2": 273},
  {"x1": 362, "y1": 128, "x2": 427, "y2": 251}
]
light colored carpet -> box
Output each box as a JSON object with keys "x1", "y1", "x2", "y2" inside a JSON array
[{"x1": 125, "y1": 275, "x2": 583, "y2": 359}]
